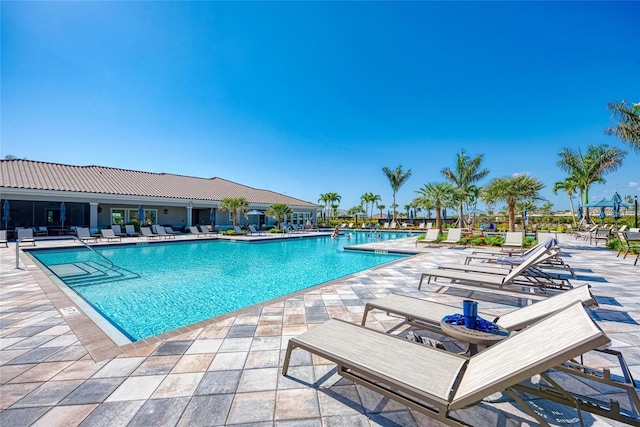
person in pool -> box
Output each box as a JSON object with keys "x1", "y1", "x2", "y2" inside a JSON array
[{"x1": 331, "y1": 226, "x2": 339, "y2": 239}]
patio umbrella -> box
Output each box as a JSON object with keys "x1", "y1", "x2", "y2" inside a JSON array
[
  {"x1": 599, "y1": 206, "x2": 606, "y2": 223},
  {"x1": 409, "y1": 209, "x2": 414, "y2": 221},
  {"x1": 138, "y1": 205, "x2": 145, "y2": 224},
  {"x1": 387, "y1": 210, "x2": 391, "y2": 222},
  {"x1": 209, "y1": 208, "x2": 216, "y2": 225},
  {"x1": 577, "y1": 205, "x2": 583, "y2": 221},
  {"x1": 523, "y1": 207, "x2": 528, "y2": 226},
  {"x1": 2, "y1": 200, "x2": 10, "y2": 230},
  {"x1": 60, "y1": 202, "x2": 66, "y2": 229}
]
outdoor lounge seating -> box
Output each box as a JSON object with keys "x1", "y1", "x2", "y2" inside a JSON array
[
  {"x1": 501, "y1": 231, "x2": 524, "y2": 252},
  {"x1": 441, "y1": 228, "x2": 462, "y2": 246},
  {"x1": 75, "y1": 227, "x2": 98, "y2": 243},
  {"x1": 618, "y1": 231, "x2": 640, "y2": 260},
  {"x1": 418, "y1": 246, "x2": 572, "y2": 293},
  {"x1": 415, "y1": 228, "x2": 440, "y2": 247},
  {"x1": 0, "y1": 230, "x2": 7, "y2": 247},
  {"x1": 248, "y1": 224, "x2": 265, "y2": 236},
  {"x1": 361, "y1": 284, "x2": 596, "y2": 334},
  {"x1": 233, "y1": 226, "x2": 244, "y2": 235},
  {"x1": 100, "y1": 228, "x2": 122, "y2": 242},
  {"x1": 283, "y1": 303, "x2": 640, "y2": 426},
  {"x1": 593, "y1": 227, "x2": 611, "y2": 246},
  {"x1": 34, "y1": 226, "x2": 48, "y2": 236},
  {"x1": 189, "y1": 226, "x2": 206, "y2": 237},
  {"x1": 152, "y1": 224, "x2": 175, "y2": 239},
  {"x1": 111, "y1": 225, "x2": 127, "y2": 237},
  {"x1": 198, "y1": 225, "x2": 215, "y2": 236},
  {"x1": 140, "y1": 227, "x2": 160, "y2": 239},
  {"x1": 124, "y1": 224, "x2": 140, "y2": 237}
]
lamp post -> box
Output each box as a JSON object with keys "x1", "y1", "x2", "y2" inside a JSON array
[{"x1": 635, "y1": 195, "x2": 638, "y2": 228}]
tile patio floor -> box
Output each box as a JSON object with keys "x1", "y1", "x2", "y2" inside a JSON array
[{"x1": 1, "y1": 232, "x2": 639, "y2": 426}]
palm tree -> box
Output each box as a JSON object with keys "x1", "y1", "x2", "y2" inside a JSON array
[
  {"x1": 219, "y1": 197, "x2": 249, "y2": 227},
  {"x1": 369, "y1": 194, "x2": 381, "y2": 218},
  {"x1": 360, "y1": 192, "x2": 376, "y2": 219},
  {"x1": 604, "y1": 100, "x2": 640, "y2": 153},
  {"x1": 482, "y1": 175, "x2": 545, "y2": 232},
  {"x1": 415, "y1": 182, "x2": 456, "y2": 233},
  {"x1": 556, "y1": 144, "x2": 627, "y2": 220},
  {"x1": 441, "y1": 150, "x2": 490, "y2": 228},
  {"x1": 325, "y1": 192, "x2": 341, "y2": 218},
  {"x1": 382, "y1": 165, "x2": 412, "y2": 221},
  {"x1": 552, "y1": 176, "x2": 579, "y2": 226},
  {"x1": 318, "y1": 193, "x2": 331, "y2": 221},
  {"x1": 266, "y1": 203, "x2": 292, "y2": 229},
  {"x1": 376, "y1": 204, "x2": 386, "y2": 221}
]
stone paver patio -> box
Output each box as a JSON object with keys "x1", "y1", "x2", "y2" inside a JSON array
[{"x1": 1, "y1": 231, "x2": 638, "y2": 426}]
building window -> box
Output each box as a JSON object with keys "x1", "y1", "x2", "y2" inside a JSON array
[
  {"x1": 111, "y1": 210, "x2": 125, "y2": 225},
  {"x1": 127, "y1": 208, "x2": 157, "y2": 224}
]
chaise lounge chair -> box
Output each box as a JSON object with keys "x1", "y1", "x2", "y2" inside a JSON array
[
  {"x1": 198, "y1": 225, "x2": 215, "y2": 236},
  {"x1": 418, "y1": 246, "x2": 572, "y2": 293},
  {"x1": 140, "y1": 227, "x2": 160, "y2": 239},
  {"x1": 125, "y1": 224, "x2": 140, "y2": 237},
  {"x1": 152, "y1": 224, "x2": 175, "y2": 239},
  {"x1": 75, "y1": 227, "x2": 98, "y2": 243},
  {"x1": 100, "y1": 228, "x2": 122, "y2": 242},
  {"x1": 441, "y1": 228, "x2": 462, "y2": 246},
  {"x1": 415, "y1": 228, "x2": 440, "y2": 247},
  {"x1": 501, "y1": 231, "x2": 524, "y2": 252},
  {"x1": 111, "y1": 225, "x2": 127, "y2": 237},
  {"x1": 0, "y1": 230, "x2": 7, "y2": 247},
  {"x1": 282, "y1": 303, "x2": 639, "y2": 426},
  {"x1": 189, "y1": 226, "x2": 206, "y2": 237},
  {"x1": 248, "y1": 224, "x2": 265, "y2": 236}
]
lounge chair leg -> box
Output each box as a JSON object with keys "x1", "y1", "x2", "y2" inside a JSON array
[
  {"x1": 418, "y1": 274, "x2": 426, "y2": 290},
  {"x1": 361, "y1": 305, "x2": 372, "y2": 326},
  {"x1": 282, "y1": 341, "x2": 296, "y2": 376},
  {"x1": 505, "y1": 389, "x2": 553, "y2": 427}
]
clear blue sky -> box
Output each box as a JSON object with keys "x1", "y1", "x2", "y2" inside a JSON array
[{"x1": 2, "y1": 1, "x2": 639, "y2": 213}]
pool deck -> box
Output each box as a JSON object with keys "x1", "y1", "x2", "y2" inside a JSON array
[{"x1": 1, "y1": 232, "x2": 639, "y2": 426}]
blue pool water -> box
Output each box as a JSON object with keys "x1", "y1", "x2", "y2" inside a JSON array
[{"x1": 30, "y1": 232, "x2": 409, "y2": 341}]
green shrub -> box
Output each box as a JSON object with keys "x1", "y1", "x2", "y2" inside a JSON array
[
  {"x1": 485, "y1": 235, "x2": 504, "y2": 247},
  {"x1": 470, "y1": 237, "x2": 485, "y2": 246},
  {"x1": 607, "y1": 238, "x2": 622, "y2": 252},
  {"x1": 523, "y1": 236, "x2": 535, "y2": 247},
  {"x1": 269, "y1": 228, "x2": 283, "y2": 234}
]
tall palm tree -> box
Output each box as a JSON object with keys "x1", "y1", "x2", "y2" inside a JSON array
[
  {"x1": 325, "y1": 192, "x2": 341, "y2": 218},
  {"x1": 441, "y1": 150, "x2": 490, "y2": 228},
  {"x1": 552, "y1": 176, "x2": 579, "y2": 226},
  {"x1": 382, "y1": 165, "x2": 412, "y2": 221},
  {"x1": 360, "y1": 192, "x2": 379, "y2": 219},
  {"x1": 266, "y1": 203, "x2": 292, "y2": 229},
  {"x1": 376, "y1": 204, "x2": 386, "y2": 221},
  {"x1": 604, "y1": 100, "x2": 640, "y2": 153},
  {"x1": 219, "y1": 197, "x2": 249, "y2": 227},
  {"x1": 556, "y1": 144, "x2": 627, "y2": 220},
  {"x1": 482, "y1": 175, "x2": 545, "y2": 232},
  {"x1": 318, "y1": 193, "x2": 331, "y2": 221},
  {"x1": 415, "y1": 182, "x2": 456, "y2": 233},
  {"x1": 369, "y1": 194, "x2": 381, "y2": 218}
]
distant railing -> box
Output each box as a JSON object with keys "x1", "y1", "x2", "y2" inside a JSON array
[{"x1": 72, "y1": 236, "x2": 114, "y2": 268}]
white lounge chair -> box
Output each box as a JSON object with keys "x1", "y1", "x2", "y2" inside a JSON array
[
  {"x1": 34, "y1": 226, "x2": 48, "y2": 236},
  {"x1": 501, "y1": 231, "x2": 524, "y2": 252},
  {"x1": 153, "y1": 225, "x2": 175, "y2": 239},
  {"x1": 441, "y1": 228, "x2": 462, "y2": 246},
  {"x1": 100, "y1": 228, "x2": 122, "y2": 242},
  {"x1": 111, "y1": 225, "x2": 127, "y2": 237},
  {"x1": 198, "y1": 225, "x2": 215, "y2": 236},
  {"x1": 16, "y1": 228, "x2": 36, "y2": 246},
  {"x1": 189, "y1": 226, "x2": 206, "y2": 237},
  {"x1": 140, "y1": 227, "x2": 160, "y2": 239},
  {"x1": 75, "y1": 227, "x2": 98, "y2": 243},
  {"x1": 233, "y1": 226, "x2": 244, "y2": 235},
  {"x1": 0, "y1": 230, "x2": 8, "y2": 247},
  {"x1": 248, "y1": 224, "x2": 265, "y2": 236}
]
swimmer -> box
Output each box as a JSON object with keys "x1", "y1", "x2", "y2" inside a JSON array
[{"x1": 331, "y1": 226, "x2": 339, "y2": 239}]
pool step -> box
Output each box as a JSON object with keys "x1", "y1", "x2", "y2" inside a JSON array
[{"x1": 49, "y1": 260, "x2": 140, "y2": 287}]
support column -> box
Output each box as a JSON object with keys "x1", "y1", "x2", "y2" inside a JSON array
[
  {"x1": 89, "y1": 202, "x2": 99, "y2": 231},
  {"x1": 186, "y1": 203, "x2": 193, "y2": 228}
]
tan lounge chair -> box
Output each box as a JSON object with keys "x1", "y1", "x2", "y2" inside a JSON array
[
  {"x1": 441, "y1": 228, "x2": 462, "y2": 246},
  {"x1": 418, "y1": 246, "x2": 571, "y2": 293},
  {"x1": 100, "y1": 228, "x2": 121, "y2": 242},
  {"x1": 75, "y1": 227, "x2": 98, "y2": 243},
  {"x1": 415, "y1": 228, "x2": 440, "y2": 247},
  {"x1": 501, "y1": 231, "x2": 524, "y2": 252},
  {"x1": 361, "y1": 284, "x2": 596, "y2": 333},
  {"x1": 282, "y1": 303, "x2": 638, "y2": 426},
  {"x1": 140, "y1": 227, "x2": 160, "y2": 239}
]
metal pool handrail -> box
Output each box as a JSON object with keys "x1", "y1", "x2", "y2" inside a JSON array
[{"x1": 72, "y1": 236, "x2": 115, "y2": 268}]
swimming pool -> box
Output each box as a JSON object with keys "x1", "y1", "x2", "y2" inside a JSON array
[{"x1": 29, "y1": 233, "x2": 408, "y2": 342}]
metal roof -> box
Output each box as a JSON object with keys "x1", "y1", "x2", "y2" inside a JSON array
[{"x1": 0, "y1": 159, "x2": 317, "y2": 207}]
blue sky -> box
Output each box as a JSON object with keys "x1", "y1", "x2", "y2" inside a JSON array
[{"x1": 2, "y1": 1, "x2": 639, "y2": 213}]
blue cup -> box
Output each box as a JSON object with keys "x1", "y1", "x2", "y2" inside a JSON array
[{"x1": 463, "y1": 300, "x2": 478, "y2": 329}]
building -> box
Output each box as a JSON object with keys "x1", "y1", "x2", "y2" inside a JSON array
[{"x1": 0, "y1": 159, "x2": 318, "y2": 232}]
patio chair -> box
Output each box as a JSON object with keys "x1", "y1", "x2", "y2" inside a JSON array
[
  {"x1": 153, "y1": 225, "x2": 175, "y2": 239},
  {"x1": 441, "y1": 228, "x2": 462, "y2": 246},
  {"x1": 382, "y1": 222, "x2": 389, "y2": 229},
  {"x1": 140, "y1": 227, "x2": 160, "y2": 239},
  {"x1": 75, "y1": 227, "x2": 98, "y2": 243},
  {"x1": 233, "y1": 226, "x2": 244, "y2": 235},
  {"x1": 248, "y1": 224, "x2": 265, "y2": 236},
  {"x1": 164, "y1": 226, "x2": 178, "y2": 235},
  {"x1": 501, "y1": 231, "x2": 524, "y2": 252},
  {"x1": 188, "y1": 226, "x2": 206, "y2": 237},
  {"x1": 283, "y1": 303, "x2": 639, "y2": 426},
  {"x1": 415, "y1": 228, "x2": 440, "y2": 247},
  {"x1": 100, "y1": 228, "x2": 122, "y2": 242},
  {"x1": 34, "y1": 226, "x2": 48, "y2": 236},
  {"x1": 124, "y1": 224, "x2": 140, "y2": 237},
  {"x1": 418, "y1": 246, "x2": 572, "y2": 293},
  {"x1": 361, "y1": 284, "x2": 596, "y2": 334},
  {"x1": 417, "y1": 222, "x2": 425, "y2": 230},
  {"x1": 111, "y1": 225, "x2": 126, "y2": 237},
  {"x1": 618, "y1": 231, "x2": 640, "y2": 260},
  {"x1": 0, "y1": 230, "x2": 7, "y2": 247},
  {"x1": 593, "y1": 227, "x2": 611, "y2": 246}
]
